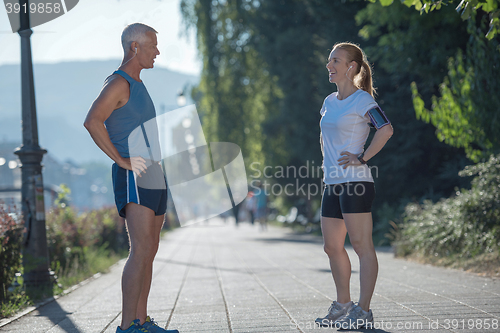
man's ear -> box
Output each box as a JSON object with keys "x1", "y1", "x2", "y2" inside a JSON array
[{"x1": 131, "y1": 42, "x2": 138, "y2": 53}]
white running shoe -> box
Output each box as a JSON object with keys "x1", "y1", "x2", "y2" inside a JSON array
[
  {"x1": 334, "y1": 303, "x2": 374, "y2": 330},
  {"x1": 315, "y1": 301, "x2": 354, "y2": 327}
]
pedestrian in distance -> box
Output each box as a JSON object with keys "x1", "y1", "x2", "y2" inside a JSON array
[
  {"x1": 253, "y1": 181, "x2": 268, "y2": 231},
  {"x1": 84, "y1": 23, "x2": 179, "y2": 333},
  {"x1": 315, "y1": 42, "x2": 393, "y2": 329},
  {"x1": 245, "y1": 191, "x2": 256, "y2": 225}
]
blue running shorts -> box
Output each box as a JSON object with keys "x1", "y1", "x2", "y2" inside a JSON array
[
  {"x1": 321, "y1": 182, "x2": 375, "y2": 219},
  {"x1": 112, "y1": 161, "x2": 168, "y2": 218}
]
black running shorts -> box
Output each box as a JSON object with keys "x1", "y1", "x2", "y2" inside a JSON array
[{"x1": 321, "y1": 182, "x2": 375, "y2": 219}]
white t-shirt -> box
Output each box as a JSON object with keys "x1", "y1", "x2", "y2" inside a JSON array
[{"x1": 320, "y1": 89, "x2": 378, "y2": 185}]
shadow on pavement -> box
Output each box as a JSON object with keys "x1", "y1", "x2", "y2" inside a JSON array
[
  {"x1": 35, "y1": 299, "x2": 81, "y2": 333},
  {"x1": 154, "y1": 258, "x2": 255, "y2": 275},
  {"x1": 155, "y1": 258, "x2": 358, "y2": 275},
  {"x1": 374, "y1": 246, "x2": 393, "y2": 253},
  {"x1": 254, "y1": 235, "x2": 393, "y2": 254},
  {"x1": 251, "y1": 235, "x2": 324, "y2": 244}
]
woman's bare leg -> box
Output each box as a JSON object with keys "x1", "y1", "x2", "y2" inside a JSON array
[
  {"x1": 343, "y1": 212, "x2": 378, "y2": 312},
  {"x1": 321, "y1": 216, "x2": 351, "y2": 303}
]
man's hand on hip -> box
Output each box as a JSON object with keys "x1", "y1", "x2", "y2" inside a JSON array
[{"x1": 119, "y1": 156, "x2": 147, "y2": 177}]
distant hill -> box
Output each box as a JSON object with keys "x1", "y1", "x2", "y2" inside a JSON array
[{"x1": 0, "y1": 60, "x2": 199, "y2": 164}]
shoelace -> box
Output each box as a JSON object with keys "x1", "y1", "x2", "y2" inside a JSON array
[
  {"x1": 344, "y1": 305, "x2": 365, "y2": 320},
  {"x1": 133, "y1": 322, "x2": 149, "y2": 332},
  {"x1": 328, "y1": 302, "x2": 342, "y2": 314},
  {"x1": 148, "y1": 318, "x2": 160, "y2": 327}
]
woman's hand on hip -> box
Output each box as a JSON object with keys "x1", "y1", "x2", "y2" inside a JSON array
[{"x1": 338, "y1": 151, "x2": 361, "y2": 169}]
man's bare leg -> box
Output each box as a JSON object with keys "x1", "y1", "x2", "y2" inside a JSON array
[
  {"x1": 136, "y1": 214, "x2": 164, "y2": 324},
  {"x1": 120, "y1": 203, "x2": 161, "y2": 329}
]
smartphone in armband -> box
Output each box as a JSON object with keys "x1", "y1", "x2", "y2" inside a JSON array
[{"x1": 367, "y1": 106, "x2": 391, "y2": 130}]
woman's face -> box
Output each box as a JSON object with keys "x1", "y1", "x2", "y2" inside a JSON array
[{"x1": 326, "y1": 48, "x2": 353, "y2": 84}]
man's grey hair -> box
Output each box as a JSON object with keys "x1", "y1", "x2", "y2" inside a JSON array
[{"x1": 121, "y1": 23, "x2": 158, "y2": 53}]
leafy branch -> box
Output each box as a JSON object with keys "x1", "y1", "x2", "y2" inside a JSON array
[{"x1": 373, "y1": 0, "x2": 500, "y2": 39}]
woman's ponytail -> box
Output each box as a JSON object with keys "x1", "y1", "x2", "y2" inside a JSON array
[{"x1": 359, "y1": 61, "x2": 376, "y2": 97}]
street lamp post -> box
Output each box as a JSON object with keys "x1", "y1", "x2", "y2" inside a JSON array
[{"x1": 14, "y1": 0, "x2": 52, "y2": 294}]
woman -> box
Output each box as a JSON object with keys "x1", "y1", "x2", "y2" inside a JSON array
[{"x1": 315, "y1": 42, "x2": 393, "y2": 329}]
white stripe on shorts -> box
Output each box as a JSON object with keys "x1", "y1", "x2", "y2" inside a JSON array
[{"x1": 133, "y1": 171, "x2": 140, "y2": 205}]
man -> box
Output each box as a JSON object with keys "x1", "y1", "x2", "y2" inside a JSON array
[{"x1": 84, "y1": 23, "x2": 178, "y2": 333}]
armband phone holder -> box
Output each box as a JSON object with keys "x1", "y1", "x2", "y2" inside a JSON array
[{"x1": 367, "y1": 106, "x2": 391, "y2": 130}]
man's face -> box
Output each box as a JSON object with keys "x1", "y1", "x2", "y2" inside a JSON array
[{"x1": 138, "y1": 31, "x2": 160, "y2": 69}]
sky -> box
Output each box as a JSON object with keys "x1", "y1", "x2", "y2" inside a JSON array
[{"x1": 0, "y1": 0, "x2": 202, "y2": 75}]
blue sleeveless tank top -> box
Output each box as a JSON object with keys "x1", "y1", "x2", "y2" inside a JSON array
[{"x1": 104, "y1": 70, "x2": 157, "y2": 158}]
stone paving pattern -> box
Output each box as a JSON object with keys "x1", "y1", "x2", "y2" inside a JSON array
[{"x1": 1, "y1": 219, "x2": 499, "y2": 333}]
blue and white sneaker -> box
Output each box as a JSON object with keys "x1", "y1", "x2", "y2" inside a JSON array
[
  {"x1": 142, "y1": 316, "x2": 179, "y2": 333},
  {"x1": 116, "y1": 319, "x2": 149, "y2": 333}
]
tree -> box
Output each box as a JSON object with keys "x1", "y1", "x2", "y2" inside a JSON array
[
  {"x1": 412, "y1": 14, "x2": 500, "y2": 161},
  {"x1": 181, "y1": 0, "x2": 276, "y2": 168},
  {"x1": 374, "y1": 0, "x2": 500, "y2": 39},
  {"x1": 181, "y1": 0, "x2": 284, "y2": 222},
  {"x1": 372, "y1": 1, "x2": 500, "y2": 161}
]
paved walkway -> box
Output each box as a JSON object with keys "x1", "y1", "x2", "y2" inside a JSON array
[{"x1": 1, "y1": 219, "x2": 499, "y2": 333}]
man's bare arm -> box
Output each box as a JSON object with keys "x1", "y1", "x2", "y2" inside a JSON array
[{"x1": 83, "y1": 76, "x2": 146, "y2": 175}]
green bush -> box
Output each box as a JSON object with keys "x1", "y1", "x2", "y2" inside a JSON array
[
  {"x1": 0, "y1": 204, "x2": 23, "y2": 303},
  {"x1": 46, "y1": 205, "x2": 128, "y2": 286},
  {"x1": 394, "y1": 154, "x2": 500, "y2": 259}
]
